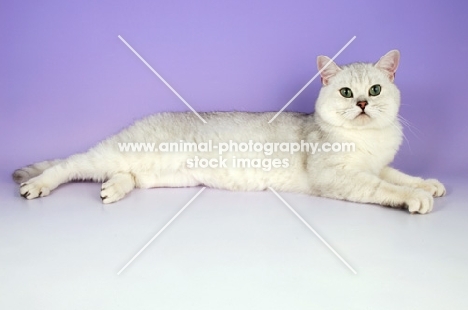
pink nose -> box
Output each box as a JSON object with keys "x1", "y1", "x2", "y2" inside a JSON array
[{"x1": 357, "y1": 101, "x2": 368, "y2": 110}]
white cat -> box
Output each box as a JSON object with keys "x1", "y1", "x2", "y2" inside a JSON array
[{"x1": 13, "y1": 50, "x2": 445, "y2": 214}]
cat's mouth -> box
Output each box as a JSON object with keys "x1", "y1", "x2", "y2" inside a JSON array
[{"x1": 354, "y1": 111, "x2": 371, "y2": 123}]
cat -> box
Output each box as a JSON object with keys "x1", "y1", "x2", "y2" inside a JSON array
[{"x1": 13, "y1": 50, "x2": 446, "y2": 214}]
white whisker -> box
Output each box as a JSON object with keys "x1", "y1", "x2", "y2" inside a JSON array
[{"x1": 398, "y1": 115, "x2": 422, "y2": 140}]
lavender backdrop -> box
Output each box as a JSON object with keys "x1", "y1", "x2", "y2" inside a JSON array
[{"x1": 1, "y1": 0, "x2": 467, "y2": 183}]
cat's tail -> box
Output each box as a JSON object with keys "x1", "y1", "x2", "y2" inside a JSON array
[{"x1": 12, "y1": 159, "x2": 63, "y2": 184}]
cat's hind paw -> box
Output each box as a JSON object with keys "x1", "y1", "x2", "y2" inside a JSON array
[
  {"x1": 406, "y1": 189, "x2": 434, "y2": 214},
  {"x1": 100, "y1": 183, "x2": 125, "y2": 204},
  {"x1": 100, "y1": 173, "x2": 134, "y2": 204},
  {"x1": 416, "y1": 178, "x2": 446, "y2": 198},
  {"x1": 19, "y1": 179, "x2": 51, "y2": 200}
]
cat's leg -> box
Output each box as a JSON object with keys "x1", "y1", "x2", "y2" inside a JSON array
[
  {"x1": 99, "y1": 171, "x2": 200, "y2": 203},
  {"x1": 380, "y1": 166, "x2": 446, "y2": 197},
  {"x1": 325, "y1": 172, "x2": 435, "y2": 214},
  {"x1": 13, "y1": 159, "x2": 63, "y2": 184},
  {"x1": 100, "y1": 172, "x2": 135, "y2": 204},
  {"x1": 19, "y1": 152, "x2": 113, "y2": 200},
  {"x1": 134, "y1": 171, "x2": 200, "y2": 189}
]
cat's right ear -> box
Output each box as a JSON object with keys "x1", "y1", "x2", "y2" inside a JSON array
[{"x1": 317, "y1": 56, "x2": 341, "y2": 85}]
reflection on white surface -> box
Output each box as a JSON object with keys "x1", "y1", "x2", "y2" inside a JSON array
[{"x1": 0, "y1": 179, "x2": 466, "y2": 310}]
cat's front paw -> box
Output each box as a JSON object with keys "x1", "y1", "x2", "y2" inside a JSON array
[
  {"x1": 406, "y1": 189, "x2": 434, "y2": 214},
  {"x1": 416, "y1": 178, "x2": 446, "y2": 198},
  {"x1": 19, "y1": 178, "x2": 51, "y2": 199}
]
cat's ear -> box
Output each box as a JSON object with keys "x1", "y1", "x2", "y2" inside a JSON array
[
  {"x1": 375, "y1": 50, "x2": 400, "y2": 82},
  {"x1": 317, "y1": 56, "x2": 341, "y2": 85}
]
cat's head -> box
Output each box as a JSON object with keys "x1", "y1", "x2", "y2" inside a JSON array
[{"x1": 315, "y1": 50, "x2": 400, "y2": 129}]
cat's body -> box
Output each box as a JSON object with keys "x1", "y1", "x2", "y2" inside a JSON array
[{"x1": 14, "y1": 50, "x2": 446, "y2": 214}]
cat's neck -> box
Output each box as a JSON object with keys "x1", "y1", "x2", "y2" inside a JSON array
[
  {"x1": 313, "y1": 113, "x2": 403, "y2": 141},
  {"x1": 311, "y1": 113, "x2": 403, "y2": 171}
]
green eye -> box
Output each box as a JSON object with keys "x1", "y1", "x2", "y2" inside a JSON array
[
  {"x1": 369, "y1": 84, "x2": 381, "y2": 96},
  {"x1": 339, "y1": 87, "x2": 353, "y2": 98}
]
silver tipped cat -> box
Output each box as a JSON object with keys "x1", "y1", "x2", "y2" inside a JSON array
[{"x1": 13, "y1": 50, "x2": 445, "y2": 214}]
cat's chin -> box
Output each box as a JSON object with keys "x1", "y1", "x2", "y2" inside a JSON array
[
  {"x1": 356, "y1": 112, "x2": 370, "y2": 119},
  {"x1": 352, "y1": 113, "x2": 373, "y2": 126}
]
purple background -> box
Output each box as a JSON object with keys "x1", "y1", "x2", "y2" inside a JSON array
[{"x1": 1, "y1": 0, "x2": 467, "y2": 182}]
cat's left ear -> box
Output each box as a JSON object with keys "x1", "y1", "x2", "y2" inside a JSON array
[{"x1": 375, "y1": 50, "x2": 400, "y2": 82}]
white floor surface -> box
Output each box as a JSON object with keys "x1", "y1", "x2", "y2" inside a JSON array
[{"x1": 1, "y1": 178, "x2": 467, "y2": 309}]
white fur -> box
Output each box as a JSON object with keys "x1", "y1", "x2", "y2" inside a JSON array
[{"x1": 14, "y1": 50, "x2": 445, "y2": 214}]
